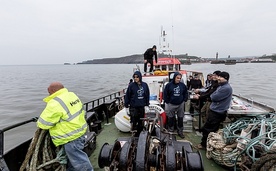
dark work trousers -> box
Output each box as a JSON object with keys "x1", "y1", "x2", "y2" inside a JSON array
[
  {"x1": 200, "y1": 109, "x2": 226, "y2": 147},
  {"x1": 130, "y1": 107, "x2": 145, "y2": 136},
  {"x1": 165, "y1": 102, "x2": 185, "y2": 134},
  {"x1": 144, "y1": 59, "x2": 153, "y2": 72},
  {"x1": 189, "y1": 99, "x2": 198, "y2": 114}
]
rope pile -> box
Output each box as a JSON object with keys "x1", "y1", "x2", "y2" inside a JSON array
[
  {"x1": 19, "y1": 129, "x2": 67, "y2": 171},
  {"x1": 206, "y1": 130, "x2": 241, "y2": 167},
  {"x1": 206, "y1": 113, "x2": 276, "y2": 170}
]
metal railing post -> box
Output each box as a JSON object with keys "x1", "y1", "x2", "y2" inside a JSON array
[{"x1": 0, "y1": 130, "x2": 4, "y2": 158}]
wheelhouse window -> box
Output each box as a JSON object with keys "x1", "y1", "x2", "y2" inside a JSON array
[
  {"x1": 154, "y1": 65, "x2": 160, "y2": 70},
  {"x1": 175, "y1": 64, "x2": 180, "y2": 71},
  {"x1": 161, "y1": 65, "x2": 166, "y2": 70}
]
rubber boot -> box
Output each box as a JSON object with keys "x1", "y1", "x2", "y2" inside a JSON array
[
  {"x1": 167, "y1": 117, "x2": 174, "y2": 132},
  {"x1": 177, "y1": 117, "x2": 185, "y2": 139}
]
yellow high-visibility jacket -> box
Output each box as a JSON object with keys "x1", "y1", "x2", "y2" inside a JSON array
[{"x1": 37, "y1": 88, "x2": 87, "y2": 146}]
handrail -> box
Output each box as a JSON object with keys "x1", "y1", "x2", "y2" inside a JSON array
[
  {"x1": 0, "y1": 117, "x2": 37, "y2": 158},
  {"x1": 83, "y1": 88, "x2": 126, "y2": 112}
]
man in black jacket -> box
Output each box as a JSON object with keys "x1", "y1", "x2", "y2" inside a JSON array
[
  {"x1": 193, "y1": 71, "x2": 221, "y2": 123},
  {"x1": 144, "y1": 45, "x2": 158, "y2": 73}
]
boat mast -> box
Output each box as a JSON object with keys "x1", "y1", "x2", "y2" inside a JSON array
[
  {"x1": 159, "y1": 26, "x2": 171, "y2": 56},
  {"x1": 159, "y1": 26, "x2": 173, "y2": 71},
  {"x1": 170, "y1": 0, "x2": 176, "y2": 70}
]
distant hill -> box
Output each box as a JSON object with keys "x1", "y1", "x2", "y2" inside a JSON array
[
  {"x1": 77, "y1": 54, "x2": 200, "y2": 64},
  {"x1": 76, "y1": 54, "x2": 276, "y2": 64},
  {"x1": 260, "y1": 54, "x2": 276, "y2": 61},
  {"x1": 77, "y1": 54, "x2": 143, "y2": 64}
]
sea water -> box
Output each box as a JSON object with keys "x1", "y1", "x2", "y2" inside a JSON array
[{"x1": 0, "y1": 63, "x2": 276, "y2": 152}]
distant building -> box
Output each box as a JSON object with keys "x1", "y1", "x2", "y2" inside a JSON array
[{"x1": 251, "y1": 58, "x2": 274, "y2": 63}]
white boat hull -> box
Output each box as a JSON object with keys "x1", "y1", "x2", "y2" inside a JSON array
[
  {"x1": 228, "y1": 94, "x2": 275, "y2": 115},
  {"x1": 114, "y1": 104, "x2": 167, "y2": 132}
]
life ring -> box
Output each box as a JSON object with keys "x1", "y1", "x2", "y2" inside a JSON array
[{"x1": 147, "y1": 104, "x2": 167, "y2": 126}]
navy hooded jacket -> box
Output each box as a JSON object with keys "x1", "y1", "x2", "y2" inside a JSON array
[
  {"x1": 124, "y1": 71, "x2": 150, "y2": 108},
  {"x1": 163, "y1": 72, "x2": 188, "y2": 105}
]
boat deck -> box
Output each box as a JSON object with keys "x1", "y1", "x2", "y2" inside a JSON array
[{"x1": 89, "y1": 116, "x2": 230, "y2": 171}]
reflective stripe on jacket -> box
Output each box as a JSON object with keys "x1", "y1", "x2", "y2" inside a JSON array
[{"x1": 37, "y1": 88, "x2": 87, "y2": 146}]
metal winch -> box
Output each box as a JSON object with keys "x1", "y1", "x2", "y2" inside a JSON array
[{"x1": 98, "y1": 127, "x2": 204, "y2": 171}]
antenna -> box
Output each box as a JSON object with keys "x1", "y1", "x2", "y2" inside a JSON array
[
  {"x1": 159, "y1": 26, "x2": 163, "y2": 54},
  {"x1": 170, "y1": 0, "x2": 176, "y2": 69}
]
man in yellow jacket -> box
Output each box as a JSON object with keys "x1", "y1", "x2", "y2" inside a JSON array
[{"x1": 37, "y1": 82, "x2": 93, "y2": 171}]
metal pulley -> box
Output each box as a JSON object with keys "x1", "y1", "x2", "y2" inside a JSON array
[
  {"x1": 98, "y1": 143, "x2": 113, "y2": 168},
  {"x1": 183, "y1": 146, "x2": 204, "y2": 171},
  {"x1": 165, "y1": 144, "x2": 176, "y2": 171},
  {"x1": 135, "y1": 131, "x2": 150, "y2": 171},
  {"x1": 98, "y1": 141, "x2": 121, "y2": 169},
  {"x1": 119, "y1": 141, "x2": 135, "y2": 171}
]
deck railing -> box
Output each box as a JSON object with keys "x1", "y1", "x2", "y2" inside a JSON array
[
  {"x1": 83, "y1": 88, "x2": 126, "y2": 112},
  {"x1": 0, "y1": 118, "x2": 37, "y2": 158}
]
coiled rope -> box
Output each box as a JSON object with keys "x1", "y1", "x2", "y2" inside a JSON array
[
  {"x1": 206, "y1": 113, "x2": 276, "y2": 170},
  {"x1": 206, "y1": 130, "x2": 241, "y2": 167},
  {"x1": 19, "y1": 128, "x2": 67, "y2": 171}
]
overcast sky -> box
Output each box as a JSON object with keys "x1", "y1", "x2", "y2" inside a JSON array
[{"x1": 1, "y1": 0, "x2": 276, "y2": 65}]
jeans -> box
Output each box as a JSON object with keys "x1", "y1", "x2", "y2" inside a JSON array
[{"x1": 64, "y1": 135, "x2": 93, "y2": 171}]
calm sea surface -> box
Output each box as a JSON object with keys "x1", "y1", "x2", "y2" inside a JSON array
[{"x1": 1, "y1": 63, "x2": 276, "y2": 152}]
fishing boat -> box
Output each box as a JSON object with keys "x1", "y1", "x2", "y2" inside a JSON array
[
  {"x1": 225, "y1": 59, "x2": 236, "y2": 65},
  {"x1": 210, "y1": 60, "x2": 225, "y2": 64},
  {"x1": 1, "y1": 55, "x2": 276, "y2": 171},
  {"x1": 211, "y1": 52, "x2": 225, "y2": 64},
  {"x1": 101, "y1": 57, "x2": 206, "y2": 170},
  {"x1": 0, "y1": 57, "x2": 205, "y2": 171}
]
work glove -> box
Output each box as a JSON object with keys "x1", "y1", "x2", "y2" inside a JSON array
[
  {"x1": 144, "y1": 106, "x2": 150, "y2": 113},
  {"x1": 33, "y1": 117, "x2": 38, "y2": 122},
  {"x1": 125, "y1": 108, "x2": 130, "y2": 116}
]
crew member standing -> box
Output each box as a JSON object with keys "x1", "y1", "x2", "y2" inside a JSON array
[
  {"x1": 163, "y1": 72, "x2": 188, "y2": 139},
  {"x1": 37, "y1": 82, "x2": 93, "y2": 171},
  {"x1": 124, "y1": 71, "x2": 150, "y2": 136},
  {"x1": 197, "y1": 71, "x2": 233, "y2": 149},
  {"x1": 144, "y1": 45, "x2": 158, "y2": 74}
]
